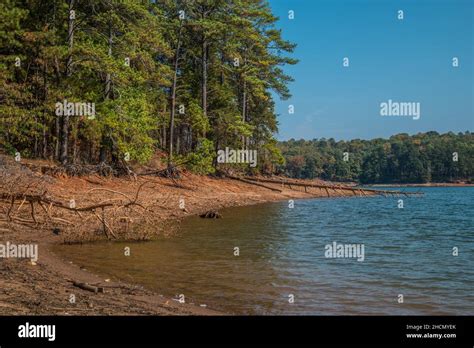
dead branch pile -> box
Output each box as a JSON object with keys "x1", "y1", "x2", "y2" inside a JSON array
[{"x1": 0, "y1": 159, "x2": 160, "y2": 242}]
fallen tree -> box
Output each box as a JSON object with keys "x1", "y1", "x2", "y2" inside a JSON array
[
  {"x1": 226, "y1": 175, "x2": 282, "y2": 193},
  {"x1": 227, "y1": 176, "x2": 423, "y2": 197}
]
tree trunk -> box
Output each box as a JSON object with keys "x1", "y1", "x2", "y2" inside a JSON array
[
  {"x1": 201, "y1": 31, "x2": 208, "y2": 127},
  {"x1": 176, "y1": 126, "x2": 180, "y2": 155},
  {"x1": 168, "y1": 22, "x2": 183, "y2": 167},
  {"x1": 59, "y1": 115, "x2": 69, "y2": 164},
  {"x1": 99, "y1": 24, "x2": 113, "y2": 163},
  {"x1": 104, "y1": 25, "x2": 112, "y2": 100},
  {"x1": 242, "y1": 76, "x2": 247, "y2": 147},
  {"x1": 65, "y1": 0, "x2": 74, "y2": 77},
  {"x1": 34, "y1": 115, "x2": 38, "y2": 156},
  {"x1": 72, "y1": 123, "x2": 77, "y2": 163},
  {"x1": 60, "y1": 0, "x2": 75, "y2": 164},
  {"x1": 42, "y1": 61, "x2": 48, "y2": 159},
  {"x1": 55, "y1": 117, "x2": 60, "y2": 159}
]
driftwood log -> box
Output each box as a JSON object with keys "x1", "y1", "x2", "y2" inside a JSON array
[{"x1": 72, "y1": 281, "x2": 104, "y2": 294}]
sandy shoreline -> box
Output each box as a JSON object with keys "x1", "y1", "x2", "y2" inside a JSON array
[{"x1": 0, "y1": 164, "x2": 377, "y2": 316}]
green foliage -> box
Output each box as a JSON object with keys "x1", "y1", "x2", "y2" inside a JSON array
[
  {"x1": 260, "y1": 138, "x2": 285, "y2": 173},
  {"x1": 99, "y1": 88, "x2": 156, "y2": 164},
  {"x1": 1, "y1": 0, "x2": 296, "y2": 176},
  {"x1": 184, "y1": 138, "x2": 215, "y2": 175},
  {"x1": 279, "y1": 132, "x2": 474, "y2": 183}
]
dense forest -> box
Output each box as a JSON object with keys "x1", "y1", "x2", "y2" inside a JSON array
[
  {"x1": 1, "y1": 1, "x2": 472, "y2": 184},
  {"x1": 0, "y1": 0, "x2": 295, "y2": 173},
  {"x1": 279, "y1": 132, "x2": 474, "y2": 184}
]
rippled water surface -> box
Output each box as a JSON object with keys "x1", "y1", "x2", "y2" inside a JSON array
[{"x1": 53, "y1": 187, "x2": 474, "y2": 314}]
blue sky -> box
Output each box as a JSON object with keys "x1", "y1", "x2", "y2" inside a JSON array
[{"x1": 268, "y1": 0, "x2": 473, "y2": 140}]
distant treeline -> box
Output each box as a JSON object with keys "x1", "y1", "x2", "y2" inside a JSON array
[
  {"x1": 278, "y1": 132, "x2": 474, "y2": 184},
  {"x1": 0, "y1": 0, "x2": 295, "y2": 174}
]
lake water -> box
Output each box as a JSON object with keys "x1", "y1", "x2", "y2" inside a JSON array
[{"x1": 53, "y1": 187, "x2": 474, "y2": 315}]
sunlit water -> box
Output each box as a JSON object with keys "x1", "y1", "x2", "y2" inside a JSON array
[{"x1": 53, "y1": 187, "x2": 474, "y2": 315}]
